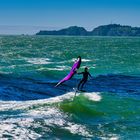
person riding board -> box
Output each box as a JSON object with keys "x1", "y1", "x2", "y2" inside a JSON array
[{"x1": 77, "y1": 67, "x2": 92, "y2": 91}]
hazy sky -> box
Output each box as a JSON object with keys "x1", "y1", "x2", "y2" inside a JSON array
[{"x1": 0, "y1": 0, "x2": 140, "y2": 34}]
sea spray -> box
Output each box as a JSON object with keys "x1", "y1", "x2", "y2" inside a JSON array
[{"x1": 84, "y1": 92, "x2": 102, "y2": 101}]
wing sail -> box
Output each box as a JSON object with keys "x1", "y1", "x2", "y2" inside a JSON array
[{"x1": 55, "y1": 58, "x2": 81, "y2": 87}]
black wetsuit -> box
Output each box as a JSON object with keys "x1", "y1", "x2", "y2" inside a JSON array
[{"x1": 77, "y1": 71, "x2": 91, "y2": 90}]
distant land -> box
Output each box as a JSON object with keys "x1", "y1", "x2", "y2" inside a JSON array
[{"x1": 36, "y1": 24, "x2": 140, "y2": 36}]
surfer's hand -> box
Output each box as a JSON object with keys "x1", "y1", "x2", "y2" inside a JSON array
[
  {"x1": 90, "y1": 77, "x2": 93, "y2": 80},
  {"x1": 89, "y1": 75, "x2": 93, "y2": 80}
]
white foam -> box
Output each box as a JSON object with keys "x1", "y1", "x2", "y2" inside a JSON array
[
  {"x1": 46, "y1": 65, "x2": 70, "y2": 71},
  {"x1": 0, "y1": 91, "x2": 103, "y2": 139},
  {"x1": 65, "y1": 123, "x2": 92, "y2": 137},
  {"x1": 0, "y1": 92, "x2": 75, "y2": 111},
  {"x1": 46, "y1": 67, "x2": 64, "y2": 71},
  {"x1": 84, "y1": 92, "x2": 102, "y2": 101},
  {"x1": 82, "y1": 59, "x2": 91, "y2": 62},
  {"x1": 56, "y1": 65, "x2": 70, "y2": 69},
  {"x1": 42, "y1": 65, "x2": 70, "y2": 71},
  {"x1": 101, "y1": 134, "x2": 120, "y2": 140},
  {"x1": 45, "y1": 91, "x2": 75, "y2": 103},
  {"x1": 55, "y1": 58, "x2": 91, "y2": 65},
  {"x1": 27, "y1": 106, "x2": 92, "y2": 137},
  {"x1": 25, "y1": 58, "x2": 52, "y2": 65},
  {"x1": 71, "y1": 58, "x2": 77, "y2": 62},
  {"x1": 55, "y1": 60, "x2": 68, "y2": 64},
  {"x1": 80, "y1": 66, "x2": 96, "y2": 69},
  {"x1": 71, "y1": 58, "x2": 91, "y2": 62},
  {"x1": 0, "y1": 119, "x2": 41, "y2": 140}
]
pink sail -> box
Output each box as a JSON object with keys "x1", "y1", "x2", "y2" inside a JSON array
[{"x1": 55, "y1": 58, "x2": 81, "y2": 87}]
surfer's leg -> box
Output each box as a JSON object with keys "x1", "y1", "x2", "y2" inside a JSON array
[
  {"x1": 81, "y1": 80, "x2": 87, "y2": 90},
  {"x1": 78, "y1": 79, "x2": 84, "y2": 90}
]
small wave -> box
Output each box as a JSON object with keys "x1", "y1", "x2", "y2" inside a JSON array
[
  {"x1": 0, "y1": 71, "x2": 13, "y2": 74},
  {"x1": 0, "y1": 91, "x2": 101, "y2": 111},
  {"x1": 44, "y1": 65, "x2": 70, "y2": 71},
  {"x1": 0, "y1": 64, "x2": 32, "y2": 69},
  {"x1": 46, "y1": 67, "x2": 64, "y2": 71},
  {"x1": 56, "y1": 65, "x2": 70, "y2": 69},
  {"x1": 0, "y1": 92, "x2": 75, "y2": 111},
  {"x1": 37, "y1": 67, "x2": 63, "y2": 71}
]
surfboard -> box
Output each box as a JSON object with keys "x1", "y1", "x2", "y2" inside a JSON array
[
  {"x1": 55, "y1": 57, "x2": 81, "y2": 87},
  {"x1": 78, "y1": 90, "x2": 86, "y2": 92}
]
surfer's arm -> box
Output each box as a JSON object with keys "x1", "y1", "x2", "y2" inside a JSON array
[
  {"x1": 88, "y1": 72, "x2": 92, "y2": 78},
  {"x1": 77, "y1": 72, "x2": 83, "y2": 75}
]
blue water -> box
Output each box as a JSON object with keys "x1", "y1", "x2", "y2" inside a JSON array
[{"x1": 0, "y1": 36, "x2": 140, "y2": 139}]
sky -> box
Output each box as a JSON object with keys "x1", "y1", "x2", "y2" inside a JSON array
[{"x1": 0, "y1": 0, "x2": 140, "y2": 34}]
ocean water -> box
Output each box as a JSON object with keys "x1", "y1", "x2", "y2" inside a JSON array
[{"x1": 0, "y1": 35, "x2": 140, "y2": 140}]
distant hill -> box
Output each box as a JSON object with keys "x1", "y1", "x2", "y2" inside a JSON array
[
  {"x1": 36, "y1": 26, "x2": 88, "y2": 36},
  {"x1": 36, "y1": 24, "x2": 140, "y2": 36},
  {"x1": 91, "y1": 24, "x2": 140, "y2": 36}
]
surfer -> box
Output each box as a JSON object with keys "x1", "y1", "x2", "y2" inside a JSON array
[{"x1": 77, "y1": 67, "x2": 92, "y2": 90}]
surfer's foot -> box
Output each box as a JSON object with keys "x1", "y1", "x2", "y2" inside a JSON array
[
  {"x1": 78, "y1": 88, "x2": 82, "y2": 91},
  {"x1": 77, "y1": 88, "x2": 80, "y2": 91}
]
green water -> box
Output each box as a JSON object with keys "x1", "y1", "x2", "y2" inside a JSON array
[{"x1": 0, "y1": 36, "x2": 140, "y2": 139}]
